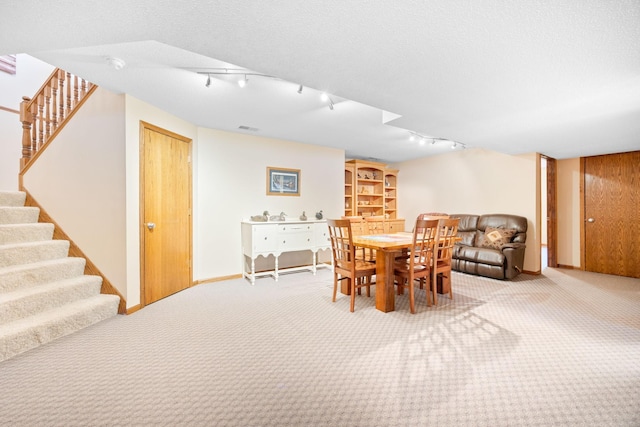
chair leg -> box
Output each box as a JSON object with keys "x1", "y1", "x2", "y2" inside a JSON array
[
  {"x1": 332, "y1": 273, "x2": 339, "y2": 302},
  {"x1": 350, "y1": 278, "x2": 356, "y2": 312},
  {"x1": 432, "y1": 272, "x2": 438, "y2": 306},
  {"x1": 444, "y1": 272, "x2": 452, "y2": 300},
  {"x1": 408, "y1": 277, "x2": 416, "y2": 314}
]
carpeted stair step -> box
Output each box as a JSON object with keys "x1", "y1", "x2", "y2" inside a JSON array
[
  {"x1": 0, "y1": 293, "x2": 120, "y2": 362},
  {"x1": 0, "y1": 275, "x2": 103, "y2": 325},
  {"x1": 0, "y1": 191, "x2": 26, "y2": 207},
  {"x1": 0, "y1": 240, "x2": 70, "y2": 268},
  {"x1": 0, "y1": 257, "x2": 86, "y2": 294},
  {"x1": 0, "y1": 223, "x2": 55, "y2": 245},
  {"x1": 0, "y1": 206, "x2": 40, "y2": 224}
]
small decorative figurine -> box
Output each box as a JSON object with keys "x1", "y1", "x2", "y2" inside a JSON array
[
  {"x1": 270, "y1": 211, "x2": 287, "y2": 221},
  {"x1": 300, "y1": 211, "x2": 307, "y2": 221},
  {"x1": 315, "y1": 210, "x2": 323, "y2": 220},
  {"x1": 251, "y1": 210, "x2": 269, "y2": 222}
]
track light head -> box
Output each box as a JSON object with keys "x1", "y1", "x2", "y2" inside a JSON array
[
  {"x1": 297, "y1": 85, "x2": 303, "y2": 94},
  {"x1": 238, "y1": 75, "x2": 248, "y2": 88},
  {"x1": 205, "y1": 74, "x2": 211, "y2": 88},
  {"x1": 328, "y1": 98, "x2": 334, "y2": 110}
]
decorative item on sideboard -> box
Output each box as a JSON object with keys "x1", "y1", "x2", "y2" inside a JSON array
[
  {"x1": 250, "y1": 210, "x2": 270, "y2": 222},
  {"x1": 270, "y1": 211, "x2": 287, "y2": 221},
  {"x1": 315, "y1": 210, "x2": 323, "y2": 220},
  {"x1": 299, "y1": 211, "x2": 307, "y2": 220}
]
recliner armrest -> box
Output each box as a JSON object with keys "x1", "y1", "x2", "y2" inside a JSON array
[{"x1": 501, "y1": 243, "x2": 526, "y2": 279}]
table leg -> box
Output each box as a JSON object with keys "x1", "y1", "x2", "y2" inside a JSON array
[{"x1": 375, "y1": 249, "x2": 396, "y2": 312}]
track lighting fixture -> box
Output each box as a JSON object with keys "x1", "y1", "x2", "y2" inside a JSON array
[
  {"x1": 407, "y1": 131, "x2": 466, "y2": 149},
  {"x1": 196, "y1": 68, "x2": 274, "y2": 88},
  {"x1": 320, "y1": 92, "x2": 335, "y2": 110},
  {"x1": 297, "y1": 85, "x2": 303, "y2": 94}
]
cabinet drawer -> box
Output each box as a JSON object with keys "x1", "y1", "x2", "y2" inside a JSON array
[
  {"x1": 278, "y1": 230, "x2": 313, "y2": 251},
  {"x1": 277, "y1": 224, "x2": 313, "y2": 234}
]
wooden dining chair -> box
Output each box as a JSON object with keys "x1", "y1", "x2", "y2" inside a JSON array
[
  {"x1": 341, "y1": 216, "x2": 367, "y2": 260},
  {"x1": 418, "y1": 212, "x2": 449, "y2": 220},
  {"x1": 393, "y1": 218, "x2": 438, "y2": 313},
  {"x1": 430, "y1": 218, "x2": 460, "y2": 305},
  {"x1": 363, "y1": 216, "x2": 386, "y2": 261},
  {"x1": 327, "y1": 219, "x2": 377, "y2": 312}
]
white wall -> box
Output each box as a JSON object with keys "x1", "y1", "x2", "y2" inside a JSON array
[
  {"x1": 196, "y1": 128, "x2": 343, "y2": 279},
  {"x1": 557, "y1": 158, "x2": 581, "y2": 268},
  {"x1": 0, "y1": 55, "x2": 55, "y2": 190},
  {"x1": 394, "y1": 148, "x2": 540, "y2": 273},
  {"x1": 22, "y1": 88, "x2": 127, "y2": 295}
]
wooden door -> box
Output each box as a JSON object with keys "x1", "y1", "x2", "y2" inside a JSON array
[
  {"x1": 140, "y1": 122, "x2": 192, "y2": 305},
  {"x1": 545, "y1": 157, "x2": 558, "y2": 268},
  {"x1": 583, "y1": 151, "x2": 640, "y2": 278}
]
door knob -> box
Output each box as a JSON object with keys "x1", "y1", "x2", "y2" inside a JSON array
[
  {"x1": 146, "y1": 222, "x2": 156, "y2": 230},
  {"x1": 587, "y1": 218, "x2": 595, "y2": 223}
]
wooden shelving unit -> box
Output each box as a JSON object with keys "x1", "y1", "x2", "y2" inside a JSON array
[
  {"x1": 345, "y1": 160, "x2": 404, "y2": 231},
  {"x1": 344, "y1": 163, "x2": 355, "y2": 217}
]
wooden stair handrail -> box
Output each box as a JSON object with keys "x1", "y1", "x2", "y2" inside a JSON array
[{"x1": 19, "y1": 68, "x2": 96, "y2": 171}]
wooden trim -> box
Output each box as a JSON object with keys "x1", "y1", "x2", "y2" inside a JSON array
[
  {"x1": 19, "y1": 84, "x2": 98, "y2": 176},
  {"x1": 544, "y1": 156, "x2": 558, "y2": 268},
  {"x1": 126, "y1": 305, "x2": 142, "y2": 315},
  {"x1": 557, "y1": 264, "x2": 579, "y2": 270},
  {"x1": 193, "y1": 274, "x2": 243, "y2": 285},
  {"x1": 522, "y1": 269, "x2": 541, "y2": 275},
  {"x1": 0, "y1": 105, "x2": 19, "y2": 114},
  {"x1": 20, "y1": 189, "x2": 127, "y2": 314},
  {"x1": 579, "y1": 157, "x2": 586, "y2": 271}
]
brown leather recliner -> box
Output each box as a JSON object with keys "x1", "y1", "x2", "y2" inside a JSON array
[{"x1": 450, "y1": 214, "x2": 527, "y2": 280}]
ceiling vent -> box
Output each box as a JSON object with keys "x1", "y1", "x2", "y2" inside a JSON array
[{"x1": 238, "y1": 125, "x2": 259, "y2": 132}]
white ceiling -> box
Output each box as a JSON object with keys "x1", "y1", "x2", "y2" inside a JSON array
[{"x1": 2, "y1": 0, "x2": 639, "y2": 163}]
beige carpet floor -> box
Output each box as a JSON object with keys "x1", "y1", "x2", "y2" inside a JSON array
[{"x1": 0, "y1": 267, "x2": 638, "y2": 426}]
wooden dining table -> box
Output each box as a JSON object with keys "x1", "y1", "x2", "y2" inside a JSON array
[{"x1": 351, "y1": 232, "x2": 415, "y2": 313}]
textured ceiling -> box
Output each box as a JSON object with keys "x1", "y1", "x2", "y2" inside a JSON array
[{"x1": 1, "y1": 0, "x2": 639, "y2": 163}]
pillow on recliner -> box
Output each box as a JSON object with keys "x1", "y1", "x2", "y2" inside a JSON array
[{"x1": 480, "y1": 227, "x2": 517, "y2": 250}]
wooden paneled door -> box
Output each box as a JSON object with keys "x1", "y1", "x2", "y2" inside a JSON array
[
  {"x1": 140, "y1": 122, "x2": 193, "y2": 305},
  {"x1": 582, "y1": 150, "x2": 640, "y2": 278},
  {"x1": 545, "y1": 156, "x2": 558, "y2": 268}
]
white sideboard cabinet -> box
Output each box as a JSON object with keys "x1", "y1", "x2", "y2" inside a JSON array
[{"x1": 241, "y1": 220, "x2": 331, "y2": 284}]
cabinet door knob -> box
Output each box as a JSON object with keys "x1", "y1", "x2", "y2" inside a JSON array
[{"x1": 146, "y1": 222, "x2": 156, "y2": 230}]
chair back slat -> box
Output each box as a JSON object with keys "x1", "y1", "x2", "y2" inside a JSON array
[
  {"x1": 327, "y1": 219, "x2": 356, "y2": 271},
  {"x1": 434, "y1": 218, "x2": 460, "y2": 266}
]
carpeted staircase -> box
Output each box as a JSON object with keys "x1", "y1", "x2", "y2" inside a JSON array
[{"x1": 0, "y1": 191, "x2": 119, "y2": 362}]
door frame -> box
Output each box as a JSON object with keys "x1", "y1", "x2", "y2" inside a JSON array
[
  {"x1": 139, "y1": 120, "x2": 193, "y2": 308},
  {"x1": 543, "y1": 155, "x2": 558, "y2": 269}
]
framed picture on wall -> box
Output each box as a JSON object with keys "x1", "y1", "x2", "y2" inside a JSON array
[{"x1": 267, "y1": 167, "x2": 300, "y2": 196}]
